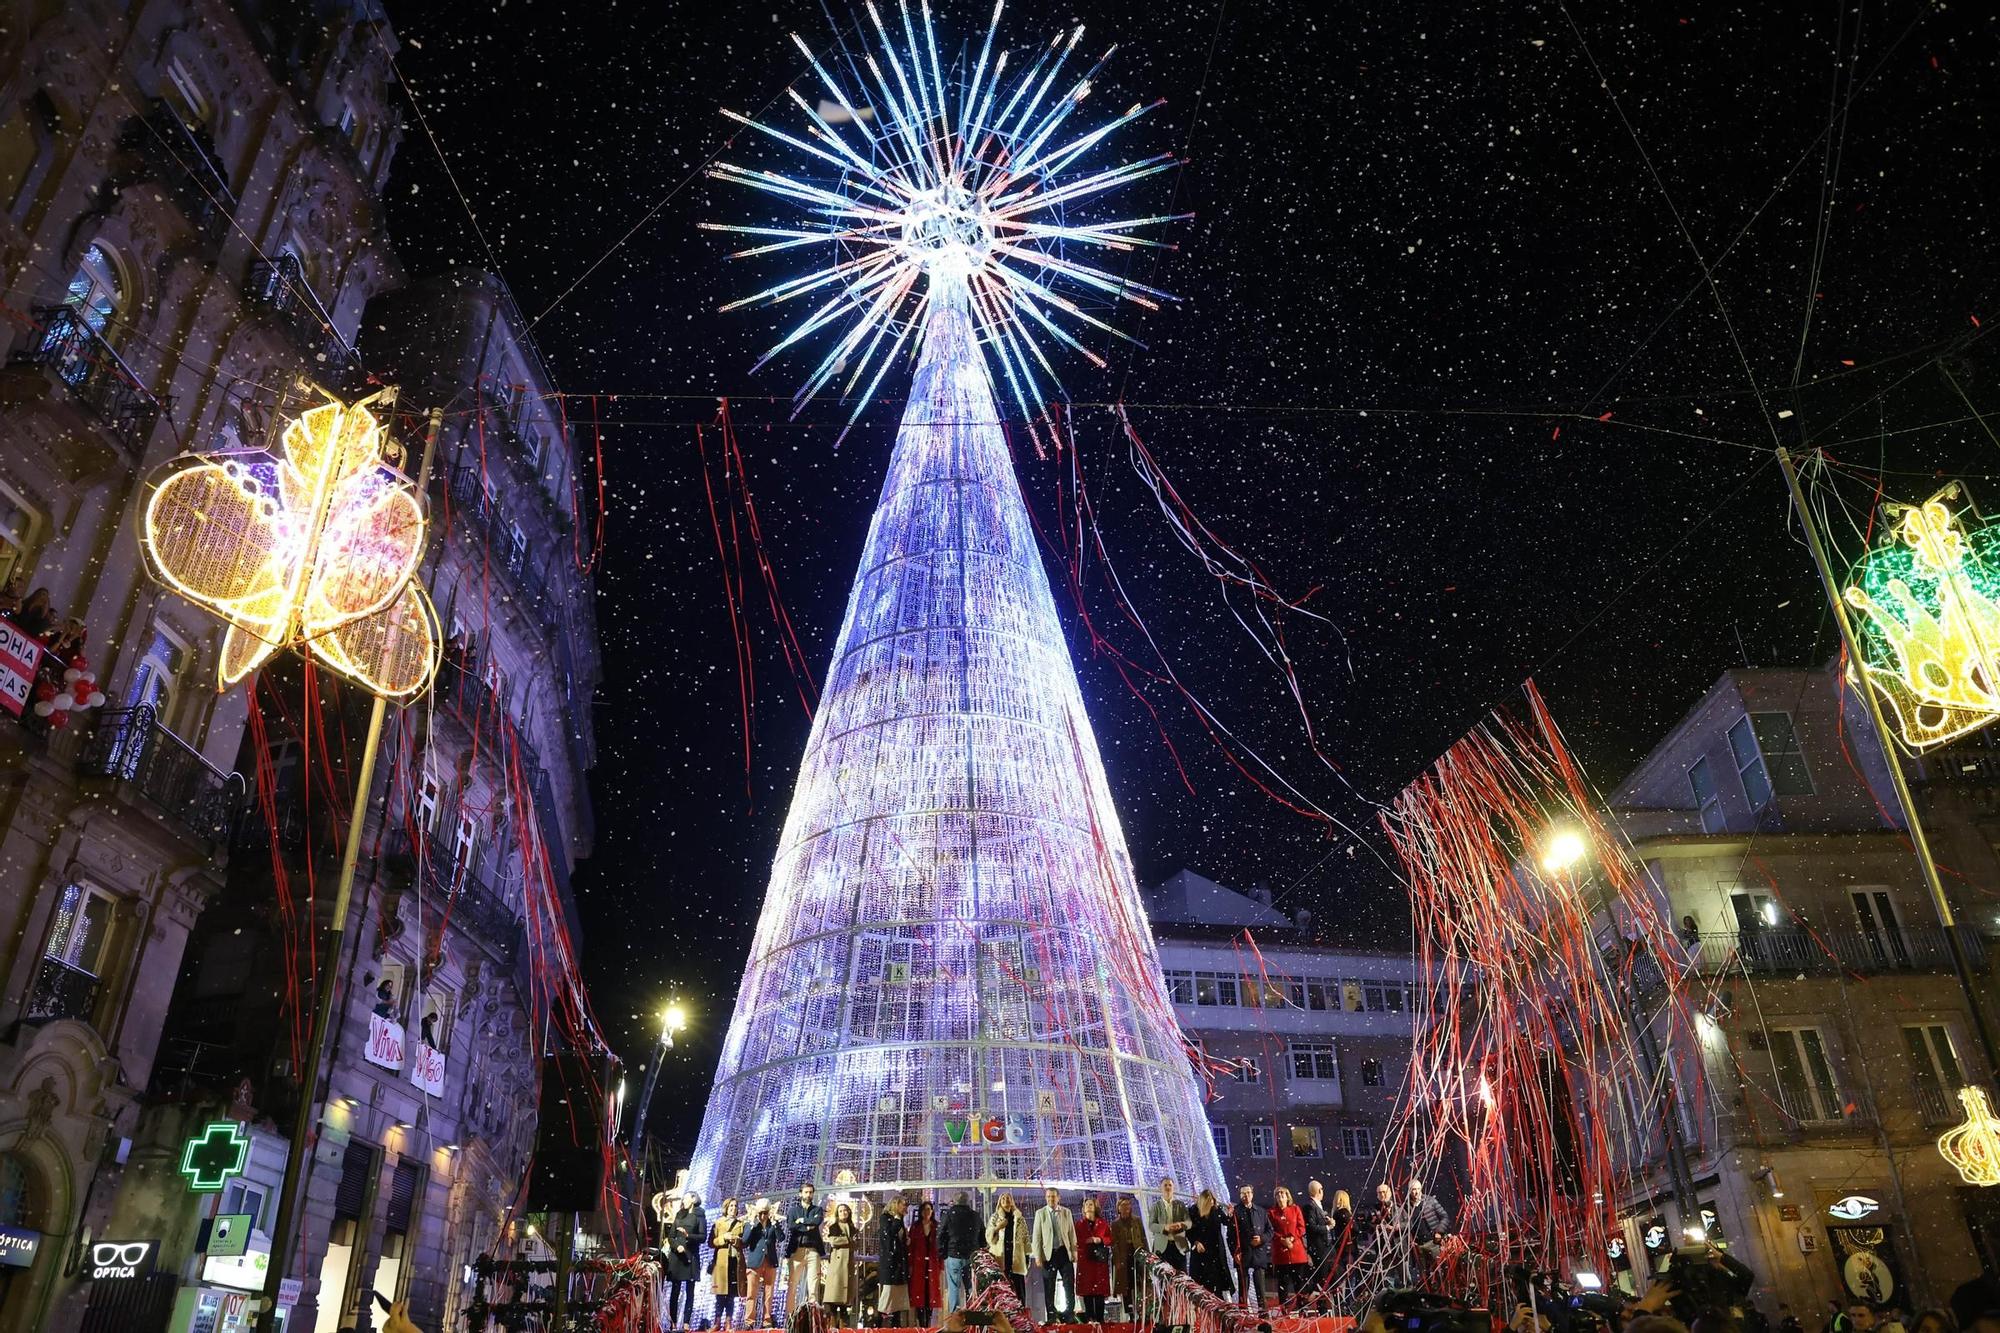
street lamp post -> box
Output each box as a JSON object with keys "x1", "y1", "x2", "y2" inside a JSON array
[{"x1": 631, "y1": 1003, "x2": 689, "y2": 1197}]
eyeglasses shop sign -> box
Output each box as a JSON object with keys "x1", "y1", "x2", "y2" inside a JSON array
[
  {"x1": 0, "y1": 1226, "x2": 38, "y2": 1269},
  {"x1": 89, "y1": 1239, "x2": 159, "y2": 1281}
]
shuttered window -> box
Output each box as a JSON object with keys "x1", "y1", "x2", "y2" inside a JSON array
[
  {"x1": 385, "y1": 1160, "x2": 424, "y2": 1232},
  {"x1": 334, "y1": 1141, "x2": 375, "y2": 1219}
]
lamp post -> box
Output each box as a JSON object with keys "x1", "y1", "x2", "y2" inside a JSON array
[
  {"x1": 631, "y1": 1003, "x2": 689, "y2": 1181},
  {"x1": 1537, "y1": 825, "x2": 1703, "y2": 1241}
]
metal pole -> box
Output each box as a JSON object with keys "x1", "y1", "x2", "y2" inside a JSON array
[
  {"x1": 1776, "y1": 446, "x2": 2000, "y2": 1082},
  {"x1": 258, "y1": 407, "x2": 443, "y2": 1333}
]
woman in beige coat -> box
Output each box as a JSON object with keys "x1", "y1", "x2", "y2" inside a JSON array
[{"x1": 986, "y1": 1191, "x2": 1030, "y2": 1301}]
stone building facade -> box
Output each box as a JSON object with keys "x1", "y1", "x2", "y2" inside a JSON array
[
  {"x1": 0, "y1": 2, "x2": 404, "y2": 1329},
  {"x1": 0, "y1": 4, "x2": 602, "y2": 1332},
  {"x1": 1607, "y1": 665, "x2": 2000, "y2": 1315},
  {"x1": 1147, "y1": 870, "x2": 1417, "y2": 1208}
]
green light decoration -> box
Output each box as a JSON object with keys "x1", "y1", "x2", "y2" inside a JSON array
[
  {"x1": 1843, "y1": 482, "x2": 2000, "y2": 751},
  {"x1": 180, "y1": 1121, "x2": 250, "y2": 1193}
]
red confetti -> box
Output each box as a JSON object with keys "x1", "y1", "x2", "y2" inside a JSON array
[
  {"x1": 1974, "y1": 314, "x2": 1983, "y2": 328},
  {"x1": 1840, "y1": 359, "x2": 1855, "y2": 366},
  {"x1": 1551, "y1": 426, "x2": 1561, "y2": 440},
  {"x1": 1597, "y1": 411, "x2": 1614, "y2": 421}
]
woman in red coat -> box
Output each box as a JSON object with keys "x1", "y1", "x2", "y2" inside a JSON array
[
  {"x1": 1074, "y1": 1195, "x2": 1114, "y2": 1323},
  {"x1": 1267, "y1": 1186, "x2": 1311, "y2": 1308},
  {"x1": 907, "y1": 1199, "x2": 943, "y2": 1325}
]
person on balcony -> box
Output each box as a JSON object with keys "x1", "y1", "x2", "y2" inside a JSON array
[{"x1": 9, "y1": 587, "x2": 52, "y2": 637}]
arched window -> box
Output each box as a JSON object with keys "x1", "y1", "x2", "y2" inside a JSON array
[{"x1": 63, "y1": 243, "x2": 125, "y2": 336}]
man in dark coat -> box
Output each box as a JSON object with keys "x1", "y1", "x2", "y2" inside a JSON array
[
  {"x1": 942, "y1": 1191, "x2": 985, "y2": 1314},
  {"x1": 1301, "y1": 1181, "x2": 1333, "y2": 1297},
  {"x1": 1227, "y1": 1184, "x2": 1272, "y2": 1310},
  {"x1": 786, "y1": 1182, "x2": 827, "y2": 1311},
  {"x1": 878, "y1": 1196, "x2": 913, "y2": 1326}
]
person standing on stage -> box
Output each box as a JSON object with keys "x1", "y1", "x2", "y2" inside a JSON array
[
  {"x1": 785, "y1": 1182, "x2": 826, "y2": 1314},
  {"x1": 710, "y1": 1197, "x2": 747, "y2": 1329},
  {"x1": 664, "y1": 1191, "x2": 707, "y2": 1330},
  {"x1": 877, "y1": 1195, "x2": 913, "y2": 1327},
  {"x1": 1227, "y1": 1184, "x2": 1271, "y2": 1309},
  {"x1": 987, "y1": 1191, "x2": 1031, "y2": 1301},
  {"x1": 907, "y1": 1200, "x2": 942, "y2": 1327},
  {"x1": 1032, "y1": 1186, "x2": 1079, "y2": 1322},
  {"x1": 943, "y1": 1191, "x2": 984, "y2": 1314},
  {"x1": 1301, "y1": 1180, "x2": 1333, "y2": 1289},
  {"x1": 1267, "y1": 1185, "x2": 1310, "y2": 1307},
  {"x1": 1188, "y1": 1189, "x2": 1233, "y2": 1297},
  {"x1": 744, "y1": 1199, "x2": 784, "y2": 1329},
  {"x1": 1110, "y1": 1195, "x2": 1147, "y2": 1318},
  {"x1": 1075, "y1": 1196, "x2": 1114, "y2": 1324},
  {"x1": 1146, "y1": 1177, "x2": 1192, "y2": 1271}
]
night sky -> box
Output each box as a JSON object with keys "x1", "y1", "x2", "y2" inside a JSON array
[{"x1": 378, "y1": 0, "x2": 2000, "y2": 1150}]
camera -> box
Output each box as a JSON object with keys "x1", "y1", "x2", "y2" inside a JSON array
[
  {"x1": 1371, "y1": 1286, "x2": 1492, "y2": 1333},
  {"x1": 1661, "y1": 1246, "x2": 1755, "y2": 1324}
]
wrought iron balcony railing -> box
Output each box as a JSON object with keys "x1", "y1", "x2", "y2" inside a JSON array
[
  {"x1": 118, "y1": 99, "x2": 234, "y2": 246},
  {"x1": 24, "y1": 955, "x2": 100, "y2": 1024},
  {"x1": 10, "y1": 307, "x2": 162, "y2": 455},
  {"x1": 1687, "y1": 926, "x2": 1986, "y2": 977},
  {"x1": 245, "y1": 253, "x2": 365, "y2": 390},
  {"x1": 78, "y1": 707, "x2": 246, "y2": 846},
  {"x1": 1915, "y1": 1079, "x2": 1965, "y2": 1127}
]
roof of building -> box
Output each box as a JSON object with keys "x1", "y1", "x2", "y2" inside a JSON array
[{"x1": 1144, "y1": 868, "x2": 1294, "y2": 929}]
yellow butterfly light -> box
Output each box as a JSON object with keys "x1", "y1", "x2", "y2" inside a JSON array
[{"x1": 140, "y1": 395, "x2": 440, "y2": 700}]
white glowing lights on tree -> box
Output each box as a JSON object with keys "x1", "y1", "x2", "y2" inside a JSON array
[
  {"x1": 688, "y1": 7, "x2": 1219, "y2": 1203},
  {"x1": 703, "y1": 0, "x2": 1185, "y2": 447}
]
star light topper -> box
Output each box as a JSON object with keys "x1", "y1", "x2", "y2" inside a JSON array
[
  {"x1": 1843, "y1": 482, "x2": 2000, "y2": 750},
  {"x1": 140, "y1": 393, "x2": 440, "y2": 700},
  {"x1": 704, "y1": 0, "x2": 1187, "y2": 447}
]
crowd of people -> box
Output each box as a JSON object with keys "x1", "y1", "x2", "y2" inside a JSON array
[{"x1": 647, "y1": 1173, "x2": 1454, "y2": 1330}]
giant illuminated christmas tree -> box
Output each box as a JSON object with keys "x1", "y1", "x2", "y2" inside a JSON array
[{"x1": 686, "y1": 4, "x2": 1222, "y2": 1203}]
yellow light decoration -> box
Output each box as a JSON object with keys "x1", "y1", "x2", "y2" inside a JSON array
[
  {"x1": 1939, "y1": 1085, "x2": 2000, "y2": 1187},
  {"x1": 141, "y1": 396, "x2": 439, "y2": 700},
  {"x1": 1843, "y1": 484, "x2": 2000, "y2": 749}
]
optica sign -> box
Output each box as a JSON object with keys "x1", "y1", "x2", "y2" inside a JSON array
[{"x1": 942, "y1": 1116, "x2": 1032, "y2": 1146}]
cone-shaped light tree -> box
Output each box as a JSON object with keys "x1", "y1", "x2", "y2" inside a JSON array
[{"x1": 687, "y1": 3, "x2": 1222, "y2": 1203}]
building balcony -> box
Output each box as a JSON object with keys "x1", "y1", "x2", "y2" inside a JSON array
[
  {"x1": 2, "y1": 306, "x2": 162, "y2": 459},
  {"x1": 245, "y1": 254, "x2": 366, "y2": 392},
  {"x1": 1686, "y1": 926, "x2": 1986, "y2": 978},
  {"x1": 440, "y1": 463, "x2": 567, "y2": 638},
  {"x1": 77, "y1": 707, "x2": 246, "y2": 847},
  {"x1": 24, "y1": 956, "x2": 100, "y2": 1025},
  {"x1": 1915, "y1": 1080, "x2": 1965, "y2": 1127},
  {"x1": 117, "y1": 99, "x2": 235, "y2": 249}
]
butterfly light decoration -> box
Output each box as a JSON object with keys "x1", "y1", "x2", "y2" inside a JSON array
[{"x1": 140, "y1": 395, "x2": 440, "y2": 699}]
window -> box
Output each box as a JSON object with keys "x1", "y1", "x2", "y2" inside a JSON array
[
  {"x1": 1210, "y1": 1124, "x2": 1230, "y2": 1158},
  {"x1": 416, "y1": 766, "x2": 441, "y2": 833},
  {"x1": 0, "y1": 485, "x2": 38, "y2": 592},
  {"x1": 1287, "y1": 976, "x2": 1334, "y2": 1011},
  {"x1": 336, "y1": 102, "x2": 358, "y2": 140},
  {"x1": 1770, "y1": 1027, "x2": 1843, "y2": 1124},
  {"x1": 1288, "y1": 1040, "x2": 1339, "y2": 1082},
  {"x1": 125, "y1": 625, "x2": 189, "y2": 720},
  {"x1": 45, "y1": 883, "x2": 115, "y2": 975},
  {"x1": 1905, "y1": 1024, "x2": 1965, "y2": 1122},
  {"x1": 165, "y1": 57, "x2": 210, "y2": 126},
  {"x1": 481, "y1": 656, "x2": 509, "y2": 707},
  {"x1": 1730, "y1": 712, "x2": 1811, "y2": 810},
  {"x1": 419, "y1": 988, "x2": 453, "y2": 1052},
  {"x1": 1164, "y1": 970, "x2": 1194, "y2": 1004},
  {"x1": 452, "y1": 812, "x2": 478, "y2": 884},
  {"x1": 1343, "y1": 980, "x2": 1364, "y2": 1012},
  {"x1": 1341, "y1": 1126, "x2": 1374, "y2": 1159},
  {"x1": 1288, "y1": 1125, "x2": 1321, "y2": 1157},
  {"x1": 1230, "y1": 1058, "x2": 1262, "y2": 1085},
  {"x1": 507, "y1": 520, "x2": 529, "y2": 573},
  {"x1": 1363, "y1": 980, "x2": 1392, "y2": 1013},
  {"x1": 522, "y1": 427, "x2": 544, "y2": 470},
  {"x1": 1851, "y1": 889, "x2": 1910, "y2": 967},
  {"x1": 1249, "y1": 1123, "x2": 1274, "y2": 1159},
  {"x1": 1750, "y1": 712, "x2": 1812, "y2": 796},
  {"x1": 1361, "y1": 1059, "x2": 1385, "y2": 1088},
  {"x1": 65, "y1": 242, "x2": 125, "y2": 336},
  {"x1": 1689, "y1": 757, "x2": 1725, "y2": 833},
  {"x1": 374, "y1": 961, "x2": 407, "y2": 1021},
  {"x1": 221, "y1": 1180, "x2": 267, "y2": 1228},
  {"x1": 1193, "y1": 971, "x2": 1238, "y2": 1007}
]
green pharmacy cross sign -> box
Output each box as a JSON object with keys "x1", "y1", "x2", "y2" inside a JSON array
[{"x1": 180, "y1": 1121, "x2": 250, "y2": 1193}]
